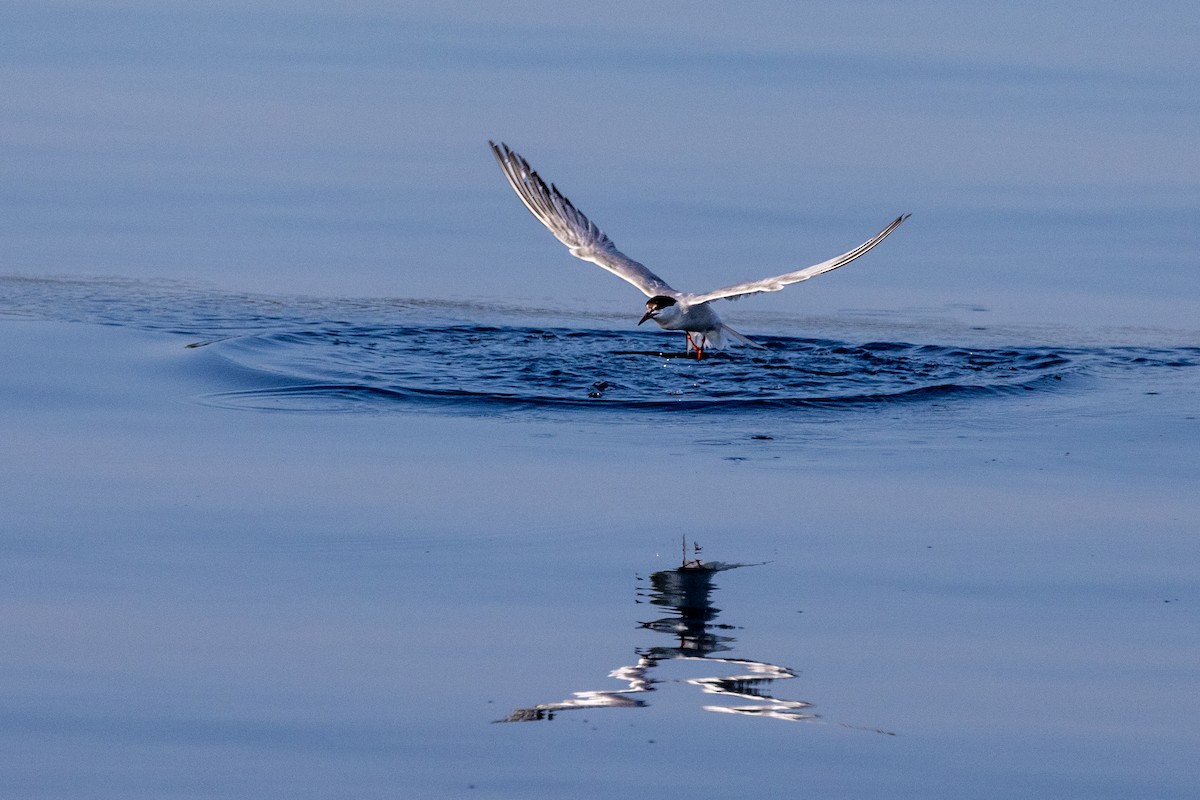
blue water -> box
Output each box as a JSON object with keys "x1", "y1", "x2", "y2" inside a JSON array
[
  {"x1": 206, "y1": 328, "x2": 1076, "y2": 412},
  {"x1": 4, "y1": 284, "x2": 1200, "y2": 800},
  {"x1": 3, "y1": 3, "x2": 1199, "y2": 798},
  {"x1": 5, "y1": 275, "x2": 1195, "y2": 417},
  {"x1": 2, "y1": 4, "x2": 1198, "y2": 326},
  {"x1": 497, "y1": 560, "x2": 832, "y2": 727}
]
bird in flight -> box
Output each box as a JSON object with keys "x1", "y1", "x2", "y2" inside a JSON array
[{"x1": 490, "y1": 141, "x2": 909, "y2": 359}]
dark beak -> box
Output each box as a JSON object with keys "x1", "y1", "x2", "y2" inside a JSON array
[{"x1": 638, "y1": 309, "x2": 654, "y2": 325}]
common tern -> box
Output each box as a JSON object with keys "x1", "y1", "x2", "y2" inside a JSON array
[{"x1": 490, "y1": 141, "x2": 909, "y2": 358}]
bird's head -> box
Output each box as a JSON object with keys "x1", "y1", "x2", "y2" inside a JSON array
[{"x1": 639, "y1": 295, "x2": 678, "y2": 326}]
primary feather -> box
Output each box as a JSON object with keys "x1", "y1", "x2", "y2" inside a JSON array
[
  {"x1": 490, "y1": 141, "x2": 676, "y2": 298},
  {"x1": 685, "y1": 213, "x2": 910, "y2": 304}
]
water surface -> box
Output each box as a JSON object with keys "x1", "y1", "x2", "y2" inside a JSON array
[
  {"x1": 2, "y1": 277, "x2": 1198, "y2": 800},
  {"x1": 2, "y1": 2, "x2": 1199, "y2": 797}
]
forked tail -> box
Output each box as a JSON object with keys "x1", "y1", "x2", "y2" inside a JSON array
[{"x1": 720, "y1": 323, "x2": 765, "y2": 349}]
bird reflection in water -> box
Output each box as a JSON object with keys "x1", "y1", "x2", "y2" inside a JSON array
[{"x1": 498, "y1": 541, "x2": 815, "y2": 724}]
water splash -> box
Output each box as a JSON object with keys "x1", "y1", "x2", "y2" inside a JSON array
[
  {"x1": 4, "y1": 275, "x2": 1196, "y2": 416},
  {"x1": 196, "y1": 324, "x2": 1080, "y2": 413}
]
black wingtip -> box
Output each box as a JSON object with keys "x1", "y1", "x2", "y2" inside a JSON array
[{"x1": 488, "y1": 141, "x2": 506, "y2": 168}]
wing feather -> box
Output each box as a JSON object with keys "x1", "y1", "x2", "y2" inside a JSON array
[
  {"x1": 685, "y1": 214, "x2": 910, "y2": 304},
  {"x1": 490, "y1": 141, "x2": 675, "y2": 298}
]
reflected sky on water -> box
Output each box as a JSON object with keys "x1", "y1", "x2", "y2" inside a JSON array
[
  {"x1": 2, "y1": 4, "x2": 1198, "y2": 798},
  {"x1": 2, "y1": 3, "x2": 1197, "y2": 331}
]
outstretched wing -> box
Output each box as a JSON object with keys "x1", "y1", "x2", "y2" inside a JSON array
[
  {"x1": 490, "y1": 141, "x2": 676, "y2": 298},
  {"x1": 685, "y1": 214, "x2": 910, "y2": 304}
]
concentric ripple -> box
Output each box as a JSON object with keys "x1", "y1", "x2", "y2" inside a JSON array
[
  {"x1": 5, "y1": 276, "x2": 1196, "y2": 416},
  {"x1": 200, "y1": 324, "x2": 1081, "y2": 413}
]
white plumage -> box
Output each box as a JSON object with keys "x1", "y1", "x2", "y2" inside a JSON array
[{"x1": 490, "y1": 141, "x2": 909, "y2": 357}]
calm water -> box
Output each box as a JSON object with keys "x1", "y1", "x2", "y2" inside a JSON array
[
  {"x1": 2, "y1": 3, "x2": 1198, "y2": 325},
  {"x1": 3, "y1": 280, "x2": 1200, "y2": 800},
  {"x1": 2, "y1": 282, "x2": 1197, "y2": 799},
  {"x1": 2, "y1": 3, "x2": 1199, "y2": 798}
]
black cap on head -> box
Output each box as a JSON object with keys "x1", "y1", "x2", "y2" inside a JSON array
[{"x1": 639, "y1": 295, "x2": 676, "y2": 325}]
